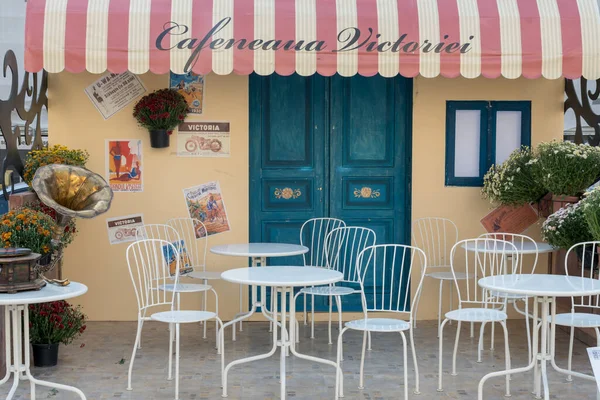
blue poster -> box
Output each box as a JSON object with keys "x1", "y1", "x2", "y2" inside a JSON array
[{"x1": 169, "y1": 72, "x2": 205, "y2": 114}]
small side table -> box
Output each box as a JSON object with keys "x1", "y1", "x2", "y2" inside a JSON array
[{"x1": 0, "y1": 282, "x2": 88, "y2": 400}]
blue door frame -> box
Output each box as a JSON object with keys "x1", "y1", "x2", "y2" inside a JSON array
[{"x1": 249, "y1": 73, "x2": 412, "y2": 312}]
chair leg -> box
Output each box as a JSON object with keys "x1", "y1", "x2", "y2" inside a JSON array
[
  {"x1": 491, "y1": 321, "x2": 495, "y2": 351},
  {"x1": 413, "y1": 286, "x2": 422, "y2": 329},
  {"x1": 328, "y1": 298, "x2": 333, "y2": 345},
  {"x1": 500, "y1": 321, "x2": 511, "y2": 397},
  {"x1": 409, "y1": 325, "x2": 420, "y2": 395},
  {"x1": 311, "y1": 295, "x2": 315, "y2": 339},
  {"x1": 437, "y1": 280, "x2": 443, "y2": 337},
  {"x1": 399, "y1": 331, "x2": 409, "y2": 400},
  {"x1": 211, "y1": 288, "x2": 220, "y2": 352},
  {"x1": 336, "y1": 327, "x2": 349, "y2": 399},
  {"x1": 437, "y1": 318, "x2": 450, "y2": 392},
  {"x1": 127, "y1": 318, "x2": 143, "y2": 391},
  {"x1": 520, "y1": 300, "x2": 532, "y2": 364},
  {"x1": 175, "y1": 323, "x2": 180, "y2": 400},
  {"x1": 470, "y1": 322, "x2": 474, "y2": 338},
  {"x1": 138, "y1": 319, "x2": 144, "y2": 349},
  {"x1": 449, "y1": 284, "x2": 453, "y2": 326},
  {"x1": 367, "y1": 331, "x2": 372, "y2": 351},
  {"x1": 452, "y1": 321, "x2": 461, "y2": 376},
  {"x1": 567, "y1": 326, "x2": 574, "y2": 382},
  {"x1": 304, "y1": 292, "x2": 307, "y2": 325},
  {"x1": 359, "y1": 330, "x2": 368, "y2": 390},
  {"x1": 168, "y1": 323, "x2": 174, "y2": 381},
  {"x1": 335, "y1": 296, "x2": 343, "y2": 360},
  {"x1": 478, "y1": 322, "x2": 487, "y2": 363},
  {"x1": 203, "y1": 283, "x2": 208, "y2": 339}
]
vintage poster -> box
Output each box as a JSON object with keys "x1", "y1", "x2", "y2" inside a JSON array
[
  {"x1": 106, "y1": 214, "x2": 144, "y2": 245},
  {"x1": 106, "y1": 139, "x2": 143, "y2": 192},
  {"x1": 84, "y1": 71, "x2": 146, "y2": 119},
  {"x1": 480, "y1": 203, "x2": 539, "y2": 234},
  {"x1": 162, "y1": 240, "x2": 194, "y2": 276},
  {"x1": 170, "y1": 71, "x2": 205, "y2": 114},
  {"x1": 183, "y1": 181, "x2": 230, "y2": 237},
  {"x1": 177, "y1": 122, "x2": 230, "y2": 157}
]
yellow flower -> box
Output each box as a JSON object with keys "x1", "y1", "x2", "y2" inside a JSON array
[
  {"x1": 42, "y1": 245, "x2": 50, "y2": 253},
  {"x1": 15, "y1": 226, "x2": 21, "y2": 231},
  {"x1": 16, "y1": 214, "x2": 24, "y2": 220},
  {"x1": 1, "y1": 232, "x2": 12, "y2": 241},
  {"x1": 2, "y1": 220, "x2": 11, "y2": 226}
]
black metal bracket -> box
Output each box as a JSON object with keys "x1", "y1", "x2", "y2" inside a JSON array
[
  {"x1": 564, "y1": 78, "x2": 600, "y2": 146},
  {"x1": 0, "y1": 50, "x2": 48, "y2": 201}
]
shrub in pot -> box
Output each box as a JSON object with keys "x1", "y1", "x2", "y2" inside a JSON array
[
  {"x1": 23, "y1": 145, "x2": 89, "y2": 186},
  {"x1": 29, "y1": 300, "x2": 87, "y2": 367},
  {"x1": 132, "y1": 89, "x2": 189, "y2": 148}
]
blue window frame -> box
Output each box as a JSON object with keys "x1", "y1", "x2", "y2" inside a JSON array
[{"x1": 445, "y1": 100, "x2": 531, "y2": 187}]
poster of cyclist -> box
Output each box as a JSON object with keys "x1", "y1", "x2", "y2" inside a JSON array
[
  {"x1": 177, "y1": 121, "x2": 230, "y2": 158},
  {"x1": 183, "y1": 181, "x2": 230, "y2": 237},
  {"x1": 105, "y1": 139, "x2": 143, "y2": 192},
  {"x1": 169, "y1": 71, "x2": 205, "y2": 114}
]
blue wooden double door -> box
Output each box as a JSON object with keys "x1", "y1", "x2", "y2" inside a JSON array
[{"x1": 249, "y1": 73, "x2": 412, "y2": 311}]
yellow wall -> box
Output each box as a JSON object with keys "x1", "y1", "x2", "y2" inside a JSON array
[{"x1": 48, "y1": 72, "x2": 563, "y2": 321}]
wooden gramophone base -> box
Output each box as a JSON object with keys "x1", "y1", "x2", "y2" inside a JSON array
[{"x1": 0, "y1": 278, "x2": 46, "y2": 294}]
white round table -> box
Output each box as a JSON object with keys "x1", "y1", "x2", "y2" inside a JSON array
[
  {"x1": 477, "y1": 274, "x2": 600, "y2": 400},
  {"x1": 211, "y1": 243, "x2": 308, "y2": 339},
  {"x1": 463, "y1": 240, "x2": 555, "y2": 254},
  {"x1": 0, "y1": 282, "x2": 88, "y2": 400},
  {"x1": 220, "y1": 266, "x2": 342, "y2": 399}
]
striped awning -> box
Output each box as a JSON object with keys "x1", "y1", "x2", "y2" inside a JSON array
[{"x1": 25, "y1": 0, "x2": 600, "y2": 79}]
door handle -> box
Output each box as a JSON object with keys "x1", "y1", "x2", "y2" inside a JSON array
[{"x1": 317, "y1": 187, "x2": 323, "y2": 191}]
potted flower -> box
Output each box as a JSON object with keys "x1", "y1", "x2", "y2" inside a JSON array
[
  {"x1": 23, "y1": 145, "x2": 89, "y2": 186},
  {"x1": 542, "y1": 201, "x2": 595, "y2": 268},
  {"x1": 583, "y1": 188, "x2": 600, "y2": 242},
  {"x1": 28, "y1": 300, "x2": 87, "y2": 367},
  {"x1": 482, "y1": 147, "x2": 546, "y2": 207},
  {"x1": 531, "y1": 141, "x2": 600, "y2": 215},
  {"x1": 132, "y1": 89, "x2": 189, "y2": 148},
  {"x1": 0, "y1": 207, "x2": 56, "y2": 261}
]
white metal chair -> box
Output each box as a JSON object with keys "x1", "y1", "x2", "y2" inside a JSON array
[
  {"x1": 437, "y1": 238, "x2": 518, "y2": 396},
  {"x1": 554, "y1": 241, "x2": 600, "y2": 381},
  {"x1": 412, "y1": 217, "x2": 467, "y2": 336},
  {"x1": 335, "y1": 244, "x2": 427, "y2": 399},
  {"x1": 299, "y1": 217, "x2": 346, "y2": 338},
  {"x1": 296, "y1": 226, "x2": 376, "y2": 346},
  {"x1": 126, "y1": 238, "x2": 223, "y2": 400},
  {"x1": 166, "y1": 218, "x2": 221, "y2": 341},
  {"x1": 479, "y1": 233, "x2": 538, "y2": 362}
]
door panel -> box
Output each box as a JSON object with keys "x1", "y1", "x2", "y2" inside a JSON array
[{"x1": 250, "y1": 73, "x2": 412, "y2": 313}]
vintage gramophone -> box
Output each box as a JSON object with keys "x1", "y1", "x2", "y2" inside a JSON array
[{"x1": 29, "y1": 164, "x2": 113, "y2": 286}]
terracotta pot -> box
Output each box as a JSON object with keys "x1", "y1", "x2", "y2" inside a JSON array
[
  {"x1": 537, "y1": 193, "x2": 580, "y2": 217},
  {"x1": 149, "y1": 129, "x2": 170, "y2": 148}
]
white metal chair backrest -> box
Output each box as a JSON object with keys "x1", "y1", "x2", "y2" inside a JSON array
[
  {"x1": 300, "y1": 217, "x2": 346, "y2": 267},
  {"x1": 412, "y1": 217, "x2": 458, "y2": 269},
  {"x1": 166, "y1": 218, "x2": 208, "y2": 273},
  {"x1": 565, "y1": 241, "x2": 600, "y2": 312},
  {"x1": 355, "y1": 244, "x2": 427, "y2": 322},
  {"x1": 450, "y1": 238, "x2": 519, "y2": 308},
  {"x1": 479, "y1": 233, "x2": 538, "y2": 274},
  {"x1": 126, "y1": 239, "x2": 180, "y2": 314},
  {"x1": 135, "y1": 224, "x2": 181, "y2": 244},
  {"x1": 325, "y1": 226, "x2": 376, "y2": 283}
]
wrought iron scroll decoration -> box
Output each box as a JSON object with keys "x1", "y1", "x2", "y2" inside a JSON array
[{"x1": 564, "y1": 78, "x2": 600, "y2": 146}]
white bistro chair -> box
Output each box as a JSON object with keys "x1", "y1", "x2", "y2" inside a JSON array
[
  {"x1": 438, "y1": 238, "x2": 518, "y2": 397},
  {"x1": 412, "y1": 217, "x2": 467, "y2": 336},
  {"x1": 126, "y1": 239, "x2": 223, "y2": 400},
  {"x1": 335, "y1": 244, "x2": 427, "y2": 399},
  {"x1": 167, "y1": 218, "x2": 221, "y2": 340},
  {"x1": 135, "y1": 223, "x2": 219, "y2": 348},
  {"x1": 296, "y1": 226, "x2": 376, "y2": 346},
  {"x1": 554, "y1": 241, "x2": 600, "y2": 381},
  {"x1": 300, "y1": 217, "x2": 346, "y2": 338},
  {"x1": 479, "y1": 233, "x2": 538, "y2": 362}
]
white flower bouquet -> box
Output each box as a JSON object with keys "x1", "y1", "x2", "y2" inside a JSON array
[{"x1": 541, "y1": 201, "x2": 593, "y2": 249}]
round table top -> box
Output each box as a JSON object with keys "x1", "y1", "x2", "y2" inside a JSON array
[
  {"x1": 211, "y1": 243, "x2": 309, "y2": 258},
  {"x1": 463, "y1": 241, "x2": 555, "y2": 255},
  {"x1": 221, "y1": 266, "x2": 342, "y2": 287},
  {"x1": 478, "y1": 274, "x2": 600, "y2": 297},
  {"x1": 0, "y1": 282, "x2": 88, "y2": 305}
]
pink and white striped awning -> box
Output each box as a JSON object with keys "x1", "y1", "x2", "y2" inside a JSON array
[{"x1": 24, "y1": 0, "x2": 600, "y2": 79}]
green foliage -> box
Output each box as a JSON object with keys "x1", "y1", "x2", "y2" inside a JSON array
[
  {"x1": 582, "y1": 188, "x2": 600, "y2": 241},
  {"x1": 23, "y1": 145, "x2": 89, "y2": 185},
  {"x1": 0, "y1": 207, "x2": 55, "y2": 255},
  {"x1": 541, "y1": 201, "x2": 593, "y2": 249},
  {"x1": 29, "y1": 301, "x2": 87, "y2": 345},
  {"x1": 482, "y1": 147, "x2": 546, "y2": 206}
]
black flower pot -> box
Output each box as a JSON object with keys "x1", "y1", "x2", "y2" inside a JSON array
[
  {"x1": 32, "y1": 343, "x2": 59, "y2": 367},
  {"x1": 149, "y1": 129, "x2": 170, "y2": 148}
]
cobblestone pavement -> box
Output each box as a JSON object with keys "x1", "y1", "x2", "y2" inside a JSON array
[{"x1": 0, "y1": 320, "x2": 597, "y2": 399}]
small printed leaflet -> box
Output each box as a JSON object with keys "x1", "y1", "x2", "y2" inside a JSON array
[
  {"x1": 162, "y1": 240, "x2": 194, "y2": 276},
  {"x1": 177, "y1": 122, "x2": 230, "y2": 158},
  {"x1": 84, "y1": 71, "x2": 146, "y2": 119},
  {"x1": 106, "y1": 214, "x2": 144, "y2": 245}
]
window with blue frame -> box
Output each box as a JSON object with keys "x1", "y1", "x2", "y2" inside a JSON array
[{"x1": 445, "y1": 101, "x2": 531, "y2": 187}]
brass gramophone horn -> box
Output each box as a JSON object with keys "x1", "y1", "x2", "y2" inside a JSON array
[{"x1": 31, "y1": 164, "x2": 114, "y2": 286}]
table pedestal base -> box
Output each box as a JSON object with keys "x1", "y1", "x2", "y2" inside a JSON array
[
  {"x1": 0, "y1": 305, "x2": 86, "y2": 400},
  {"x1": 222, "y1": 286, "x2": 340, "y2": 399},
  {"x1": 478, "y1": 296, "x2": 596, "y2": 400}
]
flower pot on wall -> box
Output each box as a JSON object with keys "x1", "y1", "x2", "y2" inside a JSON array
[
  {"x1": 32, "y1": 343, "x2": 59, "y2": 367},
  {"x1": 149, "y1": 130, "x2": 170, "y2": 148}
]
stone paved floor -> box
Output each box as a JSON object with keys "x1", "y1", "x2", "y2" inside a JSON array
[{"x1": 0, "y1": 320, "x2": 597, "y2": 399}]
